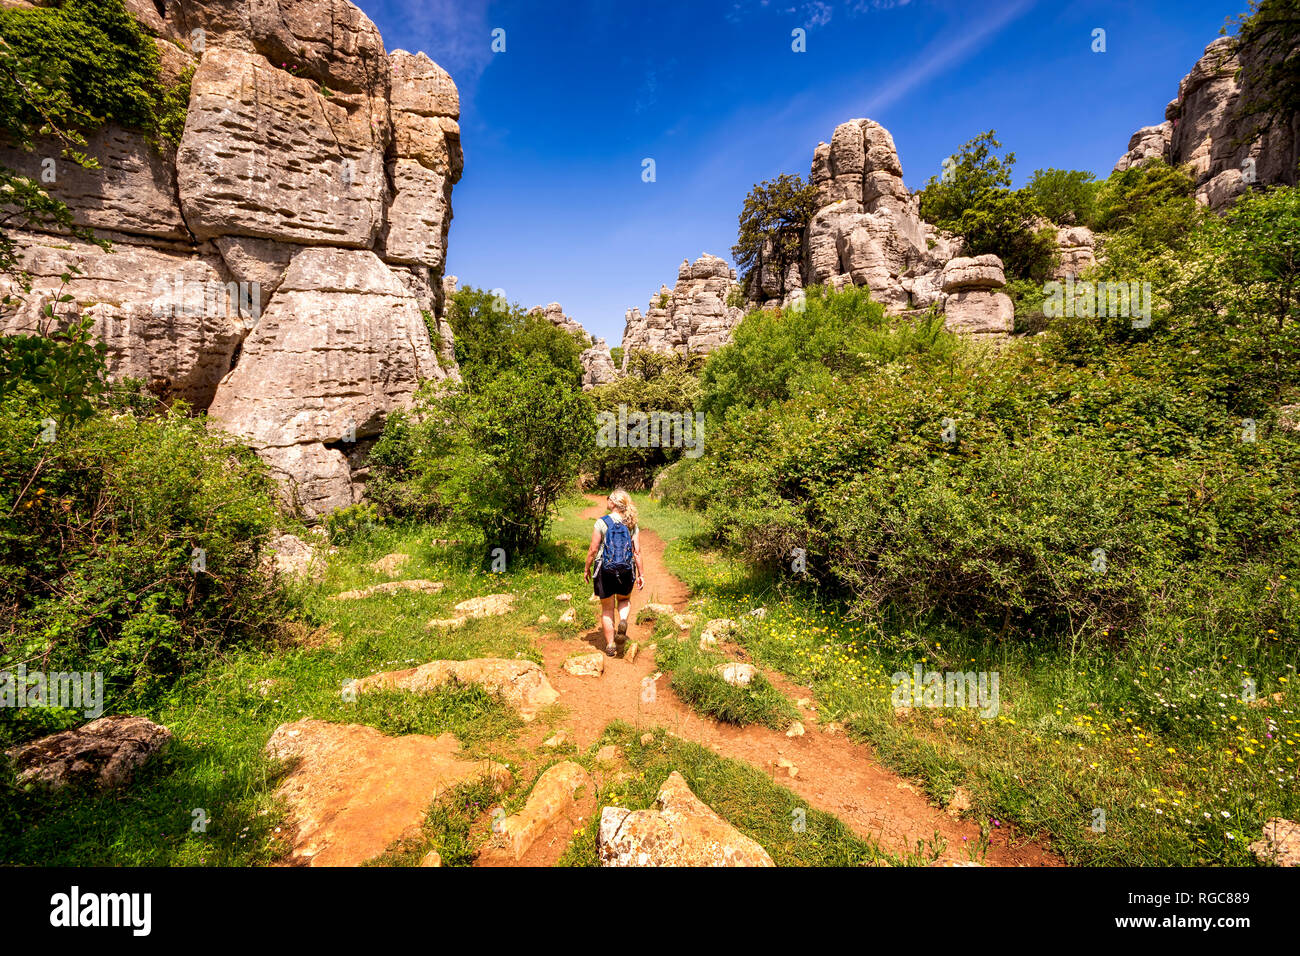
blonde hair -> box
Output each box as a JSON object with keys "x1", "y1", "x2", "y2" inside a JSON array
[{"x1": 607, "y1": 489, "x2": 638, "y2": 532}]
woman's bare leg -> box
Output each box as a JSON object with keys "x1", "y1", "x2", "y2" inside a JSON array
[
  {"x1": 617, "y1": 596, "x2": 631, "y2": 634},
  {"x1": 601, "y1": 596, "x2": 617, "y2": 649}
]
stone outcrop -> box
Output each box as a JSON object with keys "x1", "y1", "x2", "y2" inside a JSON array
[
  {"x1": 355, "y1": 657, "x2": 559, "y2": 721},
  {"x1": 796, "y1": 119, "x2": 957, "y2": 314},
  {"x1": 0, "y1": 0, "x2": 463, "y2": 516},
  {"x1": 1054, "y1": 226, "x2": 1097, "y2": 279},
  {"x1": 5, "y1": 716, "x2": 173, "y2": 791},
  {"x1": 206, "y1": 247, "x2": 445, "y2": 512},
  {"x1": 597, "y1": 770, "x2": 774, "y2": 866},
  {"x1": 1113, "y1": 35, "x2": 1299, "y2": 209},
  {"x1": 480, "y1": 761, "x2": 594, "y2": 863},
  {"x1": 620, "y1": 254, "x2": 744, "y2": 365},
  {"x1": 939, "y1": 255, "x2": 1014, "y2": 336},
  {"x1": 264, "y1": 719, "x2": 510, "y2": 866}
]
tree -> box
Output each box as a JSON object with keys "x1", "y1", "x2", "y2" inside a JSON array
[
  {"x1": 918, "y1": 131, "x2": 1058, "y2": 281},
  {"x1": 445, "y1": 285, "x2": 585, "y2": 391},
  {"x1": 1023, "y1": 168, "x2": 1099, "y2": 225},
  {"x1": 380, "y1": 358, "x2": 595, "y2": 553},
  {"x1": 732, "y1": 173, "x2": 819, "y2": 300}
]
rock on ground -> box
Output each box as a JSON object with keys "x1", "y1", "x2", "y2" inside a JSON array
[
  {"x1": 453, "y1": 594, "x2": 516, "y2": 619},
  {"x1": 597, "y1": 771, "x2": 774, "y2": 866},
  {"x1": 480, "y1": 761, "x2": 594, "y2": 862},
  {"x1": 5, "y1": 716, "x2": 173, "y2": 791},
  {"x1": 355, "y1": 658, "x2": 559, "y2": 721},
  {"x1": 1249, "y1": 818, "x2": 1300, "y2": 867},
  {"x1": 264, "y1": 719, "x2": 510, "y2": 866},
  {"x1": 563, "y1": 653, "x2": 605, "y2": 677}
]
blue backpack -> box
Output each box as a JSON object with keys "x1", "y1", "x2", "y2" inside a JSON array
[{"x1": 601, "y1": 515, "x2": 634, "y2": 572}]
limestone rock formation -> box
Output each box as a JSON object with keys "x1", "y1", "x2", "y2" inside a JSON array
[
  {"x1": 1113, "y1": 35, "x2": 1299, "y2": 209},
  {"x1": 620, "y1": 254, "x2": 744, "y2": 365},
  {"x1": 597, "y1": 770, "x2": 775, "y2": 866},
  {"x1": 264, "y1": 719, "x2": 510, "y2": 866},
  {"x1": 1054, "y1": 226, "x2": 1097, "y2": 279},
  {"x1": 939, "y1": 255, "x2": 1014, "y2": 336},
  {"x1": 799, "y1": 119, "x2": 955, "y2": 313},
  {"x1": 5, "y1": 716, "x2": 173, "y2": 791},
  {"x1": 0, "y1": 0, "x2": 463, "y2": 516},
  {"x1": 207, "y1": 248, "x2": 444, "y2": 511}
]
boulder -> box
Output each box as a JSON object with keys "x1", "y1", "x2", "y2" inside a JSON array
[
  {"x1": 5, "y1": 716, "x2": 173, "y2": 791},
  {"x1": 453, "y1": 594, "x2": 516, "y2": 619},
  {"x1": 597, "y1": 771, "x2": 774, "y2": 866},
  {"x1": 264, "y1": 719, "x2": 510, "y2": 866},
  {"x1": 354, "y1": 658, "x2": 559, "y2": 721},
  {"x1": 564, "y1": 653, "x2": 605, "y2": 677},
  {"x1": 943, "y1": 291, "x2": 1015, "y2": 336},
  {"x1": 717, "y1": 662, "x2": 756, "y2": 686}
]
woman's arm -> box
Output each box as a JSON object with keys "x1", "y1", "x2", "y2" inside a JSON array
[
  {"x1": 583, "y1": 523, "x2": 602, "y2": 582},
  {"x1": 633, "y1": 535, "x2": 644, "y2": 589}
]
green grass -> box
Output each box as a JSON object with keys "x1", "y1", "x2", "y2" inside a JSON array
[{"x1": 652, "y1": 619, "x2": 798, "y2": 730}]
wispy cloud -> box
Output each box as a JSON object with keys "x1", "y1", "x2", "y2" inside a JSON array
[
  {"x1": 853, "y1": 0, "x2": 1035, "y2": 116},
  {"x1": 381, "y1": 0, "x2": 495, "y2": 96}
]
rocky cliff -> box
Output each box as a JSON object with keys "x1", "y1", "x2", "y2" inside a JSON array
[
  {"x1": 619, "y1": 253, "x2": 746, "y2": 365},
  {"x1": 0, "y1": 0, "x2": 462, "y2": 515},
  {"x1": 1114, "y1": 35, "x2": 1299, "y2": 209}
]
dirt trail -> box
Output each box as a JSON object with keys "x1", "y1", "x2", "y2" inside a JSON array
[{"x1": 513, "y1": 497, "x2": 1061, "y2": 867}]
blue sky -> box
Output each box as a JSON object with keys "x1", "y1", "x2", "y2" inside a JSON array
[{"x1": 357, "y1": 0, "x2": 1245, "y2": 345}]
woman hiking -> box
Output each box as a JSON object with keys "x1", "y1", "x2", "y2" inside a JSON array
[{"x1": 583, "y1": 489, "x2": 645, "y2": 657}]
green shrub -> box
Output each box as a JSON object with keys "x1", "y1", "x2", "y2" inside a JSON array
[
  {"x1": 918, "y1": 130, "x2": 1058, "y2": 281},
  {"x1": 0, "y1": 387, "x2": 287, "y2": 707},
  {"x1": 370, "y1": 358, "x2": 595, "y2": 553},
  {"x1": 682, "y1": 283, "x2": 1300, "y2": 651},
  {"x1": 587, "y1": 349, "x2": 703, "y2": 489}
]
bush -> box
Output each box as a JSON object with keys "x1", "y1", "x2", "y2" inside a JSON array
[
  {"x1": 682, "y1": 285, "x2": 1300, "y2": 650},
  {"x1": 1023, "y1": 168, "x2": 1099, "y2": 226},
  {"x1": 0, "y1": 0, "x2": 186, "y2": 151},
  {"x1": 370, "y1": 358, "x2": 595, "y2": 554},
  {"x1": 0, "y1": 386, "x2": 287, "y2": 706},
  {"x1": 587, "y1": 350, "x2": 703, "y2": 489},
  {"x1": 918, "y1": 130, "x2": 1058, "y2": 281}
]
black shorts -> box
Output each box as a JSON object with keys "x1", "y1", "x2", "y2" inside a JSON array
[{"x1": 593, "y1": 564, "x2": 634, "y2": 599}]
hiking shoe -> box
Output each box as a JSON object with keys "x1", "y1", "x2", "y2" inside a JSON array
[
  {"x1": 616, "y1": 617, "x2": 628, "y2": 642},
  {"x1": 605, "y1": 645, "x2": 617, "y2": 657}
]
